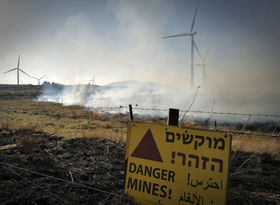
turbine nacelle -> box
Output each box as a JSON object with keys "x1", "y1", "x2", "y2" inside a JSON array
[{"x1": 189, "y1": 31, "x2": 197, "y2": 36}]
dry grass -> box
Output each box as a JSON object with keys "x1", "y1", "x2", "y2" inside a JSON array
[
  {"x1": 0, "y1": 99, "x2": 131, "y2": 142},
  {"x1": 232, "y1": 134, "x2": 280, "y2": 159},
  {"x1": 1, "y1": 98, "x2": 279, "y2": 158},
  {"x1": 0, "y1": 99, "x2": 167, "y2": 142},
  {"x1": 17, "y1": 133, "x2": 38, "y2": 154}
]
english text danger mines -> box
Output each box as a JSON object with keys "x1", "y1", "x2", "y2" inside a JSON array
[{"x1": 127, "y1": 162, "x2": 174, "y2": 199}]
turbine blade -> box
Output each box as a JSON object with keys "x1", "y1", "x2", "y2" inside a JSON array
[
  {"x1": 19, "y1": 69, "x2": 31, "y2": 77},
  {"x1": 193, "y1": 40, "x2": 203, "y2": 61},
  {"x1": 3, "y1": 68, "x2": 17, "y2": 74},
  {"x1": 39, "y1": 75, "x2": 45, "y2": 80},
  {"x1": 190, "y1": 3, "x2": 200, "y2": 32},
  {"x1": 18, "y1": 54, "x2": 20, "y2": 68},
  {"x1": 162, "y1": 33, "x2": 191, "y2": 38}
]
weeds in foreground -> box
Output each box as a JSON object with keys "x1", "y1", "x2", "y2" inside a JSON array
[
  {"x1": 1, "y1": 120, "x2": 9, "y2": 130},
  {"x1": 17, "y1": 130, "x2": 38, "y2": 154}
]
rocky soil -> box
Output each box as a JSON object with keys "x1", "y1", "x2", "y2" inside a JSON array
[{"x1": 0, "y1": 129, "x2": 279, "y2": 205}]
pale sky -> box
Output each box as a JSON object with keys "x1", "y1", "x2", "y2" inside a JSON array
[{"x1": 0, "y1": 0, "x2": 279, "y2": 113}]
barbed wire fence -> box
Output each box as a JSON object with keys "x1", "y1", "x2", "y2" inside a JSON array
[
  {"x1": 32, "y1": 91, "x2": 280, "y2": 137},
  {"x1": 84, "y1": 105, "x2": 280, "y2": 137},
  {"x1": 1, "y1": 102, "x2": 280, "y2": 138},
  {"x1": 37, "y1": 96, "x2": 280, "y2": 117}
]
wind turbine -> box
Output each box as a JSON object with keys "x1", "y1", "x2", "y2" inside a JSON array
[
  {"x1": 89, "y1": 75, "x2": 96, "y2": 85},
  {"x1": 3, "y1": 54, "x2": 31, "y2": 85},
  {"x1": 163, "y1": 3, "x2": 201, "y2": 89},
  {"x1": 32, "y1": 75, "x2": 45, "y2": 85}
]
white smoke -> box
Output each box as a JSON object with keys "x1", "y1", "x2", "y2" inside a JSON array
[
  {"x1": 38, "y1": 81, "x2": 205, "y2": 115},
  {"x1": 37, "y1": 80, "x2": 280, "y2": 127}
]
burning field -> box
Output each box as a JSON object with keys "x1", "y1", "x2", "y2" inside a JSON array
[{"x1": 0, "y1": 86, "x2": 280, "y2": 204}]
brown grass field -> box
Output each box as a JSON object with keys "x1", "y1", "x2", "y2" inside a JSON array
[
  {"x1": 1, "y1": 98, "x2": 279, "y2": 158},
  {"x1": 0, "y1": 86, "x2": 280, "y2": 204}
]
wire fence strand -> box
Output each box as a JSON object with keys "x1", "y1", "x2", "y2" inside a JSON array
[
  {"x1": 2, "y1": 106, "x2": 280, "y2": 119},
  {"x1": 0, "y1": 162, "x2": 123, "y2": 197},
  {"x1": 1, "y1": 106, "x2": 279, "y2": 138},
  {"x1": 85, "y1": 106, "x2": 280, "y2": 118},
  {"x1": 1, "y1": 165, "x2": 69, "y2": 204}
]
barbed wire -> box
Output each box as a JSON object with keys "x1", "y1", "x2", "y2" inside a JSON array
[
  {"x1": 1, "y1": 165, "x2": 69, "y2": 204},
  {"x1": 224, "y1": 130, "x2": 278, "y2": 138},
  {"x1": 1, "y1": 107, "x2": 279, "y2": 138},
  {"x1": 2, "y1": 102, "x2": 279, "y2": 118},
  {"x1": 86, "y1": 106, "x2": 280, "y2": 118}
]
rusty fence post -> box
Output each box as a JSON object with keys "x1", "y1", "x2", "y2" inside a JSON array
[{"x1": 129, "y1": 104, "x2": 134, "y2": 122}]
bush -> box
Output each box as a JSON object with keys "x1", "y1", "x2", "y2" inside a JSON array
[{"x1": 17, "y1": 133, "x2": 38, "y2": 154}]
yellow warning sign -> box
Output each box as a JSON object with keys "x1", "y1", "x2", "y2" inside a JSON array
[{"x1": 124, "y1": 122, "x2": 231, "y2": 205}]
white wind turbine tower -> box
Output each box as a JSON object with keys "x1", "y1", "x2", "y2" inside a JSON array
[
  {"x1": 195, "y1": 51, "x2": 208, "y2": 88},
  {"x1": 32, "y1": 75, "x2": 45, "y2": 85},
  {"x1": 3, "y1": 54, "x2": 31, "y2": 85},
  {"x1": 163, "y1": 3, "x2": 201, "y2": 89}
]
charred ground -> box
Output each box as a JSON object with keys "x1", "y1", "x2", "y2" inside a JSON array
[
  {"x1": 1, "y1": 129, "x2": 280, "y2": 205},
  {"x1": 0, "y1": 85, "x2": 279, "y2": 205}
]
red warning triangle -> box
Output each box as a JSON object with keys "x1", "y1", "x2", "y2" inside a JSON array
[{"x1": 131, "y1": 129, "x2": 163, "y2": 162}]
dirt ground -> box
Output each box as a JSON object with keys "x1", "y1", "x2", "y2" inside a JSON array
[{"x1": 0, "y1": 129, "x2": 280, "y2": 205}]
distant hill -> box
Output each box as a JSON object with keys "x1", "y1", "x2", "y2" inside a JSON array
[{"x1": 0, "y1": 84, "x2": 41, "y2": 99}]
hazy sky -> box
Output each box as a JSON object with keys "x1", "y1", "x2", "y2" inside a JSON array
[{"x1": 0, "y1": 0, "x2": 279, "y2": 113}]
